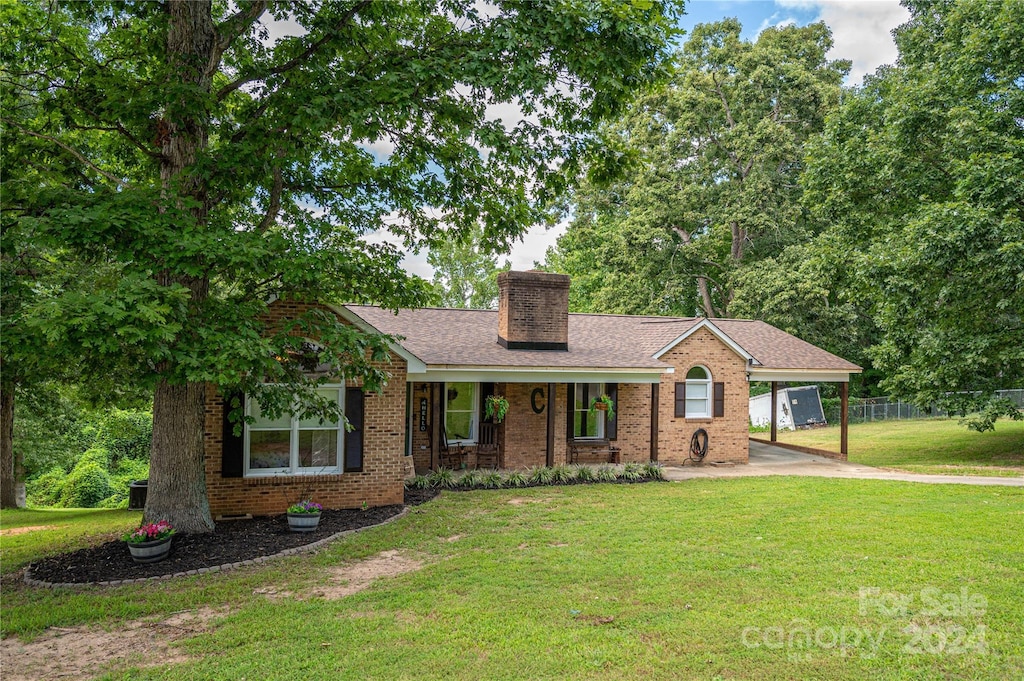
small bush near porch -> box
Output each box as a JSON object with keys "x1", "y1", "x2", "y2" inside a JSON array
[
  {"x1": 2, "y1": 479, "x2": 1022, "y2": 680},
  {"x1": 775, "y1": 418, "x2": 1024, "y2": 476}
]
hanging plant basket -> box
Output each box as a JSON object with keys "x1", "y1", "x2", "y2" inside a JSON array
[
  {"x1": 484, "y1": 394, "x2": 510, "y2": 423},
  {"x1": 589, "y1": 395, "x2": 616, "y2": 422}
]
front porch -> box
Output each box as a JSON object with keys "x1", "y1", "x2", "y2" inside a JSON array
[{"x1": 407, "y1": 381, "x2": 651, "y2": 474}]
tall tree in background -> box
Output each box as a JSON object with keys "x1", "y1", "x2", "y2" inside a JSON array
[
  {"x1": 547, "y1": 19, "x2": 849, "y2": 317},
  {"x1": 1, "y1": 0, "x2": 680, "y2": 530},
  {"x1": 428, "y1": 225, "x2": 510, "y2": 309},
  {"x1": 802, "y1": 0, "x2": 1024, "y2": 429}
]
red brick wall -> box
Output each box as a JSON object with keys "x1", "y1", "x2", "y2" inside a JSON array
[
  {"x1": 656, "y1": 327, "x2": 749, "y2": 464},
  {"x1": 499, "y1": 383, "x2": 550, "y2": 469},
  {"x1": 497, "y1": 271, "x2": 570, "y2": 346},
  {"x1": 615, "y1": 383, "x2": 652, "y2": 463},
  {"x1": 203, "y1": 300, "x2": 407, "y2": 516}
]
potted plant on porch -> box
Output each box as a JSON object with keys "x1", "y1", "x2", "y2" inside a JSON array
[
  {"x1": 124, "y1": 520, "x2": 176, "y2": 563},
  {"x1": 484, "y1": 394, "x2": 510, "y2": 423},
  {"x1": 589, "y1": 394, "x2": 615, "y2": 422}
]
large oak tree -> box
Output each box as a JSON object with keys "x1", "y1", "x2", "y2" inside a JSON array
[
  {"x1": 1, "y1": 0, "x2": 680, "y2": 528},
  {"x1": 546, "y1": 19, "x2": 849, "y2": 317}
]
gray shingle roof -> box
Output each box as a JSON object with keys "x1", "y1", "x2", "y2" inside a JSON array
[{"x1": 344, "y1": 306, "x2": 861, "y2": 374}]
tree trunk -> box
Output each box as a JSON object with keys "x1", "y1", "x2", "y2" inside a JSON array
[
  {"x1": 0, "y1": 382, "x2": 17, "y2": 509},
  {"x1": 145, "y1": 379, "x2": 214, "y2": 532},
  {"x1": 697, "y1": 276, "x2": 717, "y2": 318},
  {"x1": 139, "y1": 0, "x2": 219, "y2": 532}
]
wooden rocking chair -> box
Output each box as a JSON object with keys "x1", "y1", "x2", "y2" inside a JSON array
[
  {"x1": 475, "y1": 422, "x2": 501, "y2": 469},
  {"x1": 439, "y1": 427, "x2": 465, "y2": 469}
]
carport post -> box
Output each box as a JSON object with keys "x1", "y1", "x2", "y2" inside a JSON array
[
  {"x1": 770, "y1": 381, "x2": 778, "y2": 443},
  {"x1": 840, "y1": 382, "x2": 849, "y2": 457}
]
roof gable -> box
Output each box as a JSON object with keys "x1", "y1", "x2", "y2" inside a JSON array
[{"x1": 652, "y1": 318, "x2": 755, "y2": 364}]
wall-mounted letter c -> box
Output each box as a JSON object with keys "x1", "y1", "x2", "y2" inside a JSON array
[{"x1": 531, "y1": 388, "x2": 546, "y2": 414}]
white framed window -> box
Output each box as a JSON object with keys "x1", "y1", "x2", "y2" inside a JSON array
[
  {"x1": 573, "y1": 382, "x2": 605, "y2": 439},
  {"x1": 445, "y1": 382, "x2": 478, "y2": 444},
  {"x1": 685, "y1": 366, "x2": 712, "y2": 418},
  {"x1": 244, "y1": 387, "x2": 344, "y2": 476}
]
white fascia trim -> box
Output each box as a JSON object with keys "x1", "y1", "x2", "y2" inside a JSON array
[
  {"x1": 653, "y1": 318, "x2": 755, "y2": 363},
  {"x1": 749, "y1": 369, "x2": 858, "y2": 383},
  {"x1": 327, "y1": 304, "x2": 428, "y2": 374},
  {"x1": 407, "y1": 367, "x2": 670, "y2": 384}
]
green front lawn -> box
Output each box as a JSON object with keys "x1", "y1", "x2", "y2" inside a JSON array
[
  {"x1": 2, "y1": 480, "x2": 1022, "y2": 680},
  {"x1": 1, "y1": 507, "x2": 142, "y2": 574},
  {"x1": 775, "y1": 418, "x2": 1024, "y2": 476}
]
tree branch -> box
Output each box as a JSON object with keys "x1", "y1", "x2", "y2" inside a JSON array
[
  {"x1": 711, "y1": 73, "x2": 735, "y2": 129},
  {"x1": 4, "y1": 119, "x2": 127, "y2": 188},
  {"x1": 70, "y1": 117, "x2": 163, "y2": 160},
  {"x1": 257, "y1": 165, "x2": 283, "y2": 232},
  {"x1": 206, "y1": 0, "x2": 268, "y2": 81},
  {"x1": 216, "y1": 0, "x2": 372, "y2": 101}
]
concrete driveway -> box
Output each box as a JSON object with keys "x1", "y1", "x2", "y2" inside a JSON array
[{"x1": 661, "y1": 440, "x2": 1024, "y2": 487}]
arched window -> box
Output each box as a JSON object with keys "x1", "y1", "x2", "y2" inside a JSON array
[{"x1": 685, "y1": 366, "x2": 712, "y2": 418}]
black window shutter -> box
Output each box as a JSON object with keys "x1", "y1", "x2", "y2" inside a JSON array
[
  {"x1": 713, "y1": 382, "x2": 725, "y2": 418},
  {"x1": 221, "y1": 391, "x2": 244, "y2": 478},
  {"x1": 345, "y1": 388, "x2": 364, "y2": 472},
  {"x1": 674, "y1": 382, "x2": 686, "y2": 418},
  {"x1": 480, "y1": 382, "x2": 495, "y2": 422},
  {"x1": 566, "y1": 383, "x2": 575, "y2": 440},
  {"x1": 606, "y1": 383, "x2": 618, "y2": 440}
]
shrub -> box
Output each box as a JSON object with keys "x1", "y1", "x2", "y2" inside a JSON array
[
  {"x1": 78, "y1": 446, "x2": 112, "y2": 468},
  {"x1": 428, "y1": 467, "x2": 457, "y2": 489},
  {"x1": 92, "y1": 409, "x2": 153, "y2": 463},
  {"x1": 550, "y1": 465, "x2": 573, "y2": 484},
  {"x1": 595, "y1": 465, "x2": 618, "y2": 482},
  {"x1": 100, "y1": 459, "x2": 150, "y2": 508},
  {"x1": 459, "y1": 470, "x2": 484, "y2": 489},
  {"x1": 26, "y1": 466, "x2": 68, "y2": 507},
  {"x1": 574, "y1": 465, "x2": 595, "y2": 482},
  {"x1": 622, "y1": 462, "x2": 643, "y2": 480},
  {"x1": 481, "y1": 470, "x2": 504, "y2": 489},
  {"x1": 504, "y1": 470, "x2": 528, "y2": 488},
  {"x1": 405, "y1": 474, "x2": 431, "y2": 490},
  {"x1": 643, "y1": 462, "x2": 665, "y2": 480},
  {"x1": 58, "y1": 461, "x2": 112, "y2": 508},
  {"x1": 529, "y1": 466, "x2": 554, "y2": 485}
]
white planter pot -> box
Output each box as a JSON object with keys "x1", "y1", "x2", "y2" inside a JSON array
[
  {"x1": 287, "y1": 512, "x2": 322, "y2": 532},
  {"x1": 127, "y1": 536, "x2": 173, "y2": 563}
]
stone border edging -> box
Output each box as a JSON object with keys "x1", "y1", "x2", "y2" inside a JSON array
[{"x1": 23, "y1": 506, "x2": 410, "y2": 590}]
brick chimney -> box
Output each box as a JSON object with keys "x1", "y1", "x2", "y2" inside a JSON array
[{"x1": 497, "y1": 270, "x2": 570, "y2": 350}]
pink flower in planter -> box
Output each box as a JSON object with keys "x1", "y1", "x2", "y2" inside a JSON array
[{"x1": 124, "y1": 520, "x2": 176, "y2": 544}]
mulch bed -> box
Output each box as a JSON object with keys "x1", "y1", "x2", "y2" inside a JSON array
[{"x1": 28, "y1": 500, "x2": 424, "y2": 586}]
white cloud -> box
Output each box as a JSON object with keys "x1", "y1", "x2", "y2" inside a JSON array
[
  {"x1": 776, "y1": 1, "x2": 910, "y2": 84},
  {"x1": 506, "y1": 221, "x2": 567, "y2": 271}
]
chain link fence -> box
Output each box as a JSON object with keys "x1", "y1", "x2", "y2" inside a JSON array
[{"x1": 822, "y1": 389, "x2": 1024, "y2": 425}]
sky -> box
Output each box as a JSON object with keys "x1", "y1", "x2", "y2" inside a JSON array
[{"x1": 388, "y1": 0, "x2": 911, "y2": 280}]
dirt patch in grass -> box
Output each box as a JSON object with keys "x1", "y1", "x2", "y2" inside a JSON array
[
  {"x1": 312, "y1": 550, "x2": 423, "y2": 600},
  {"x1": 0, "y1": 607, "x2": 224, "y2": 681},
  {"x1": 0, "y1": 525, "x2": 57, "y2": 536}
]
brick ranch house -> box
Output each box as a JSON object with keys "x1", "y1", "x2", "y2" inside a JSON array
[{"x1": 203, "y1": 271, "x2": 860, "y2": 516}]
